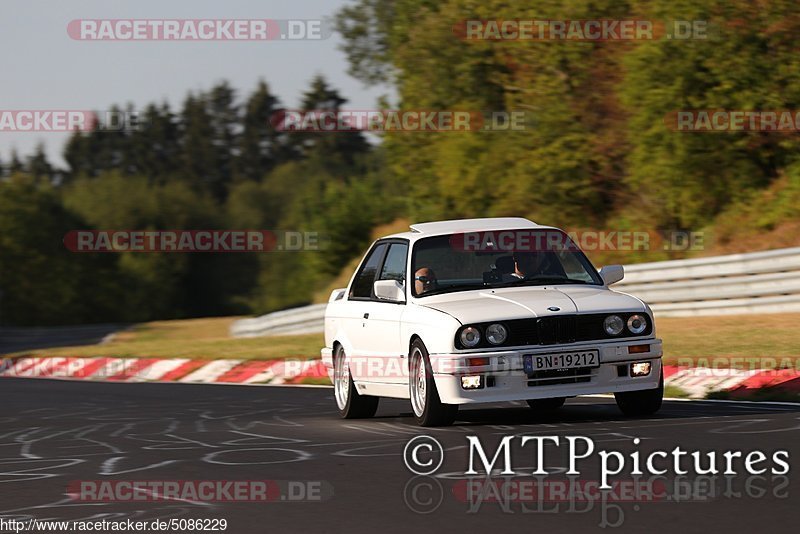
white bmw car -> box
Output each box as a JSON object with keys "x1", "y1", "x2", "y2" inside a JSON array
[{"x1": 321, "y1": 217, "x2": 663, "y2": 426}]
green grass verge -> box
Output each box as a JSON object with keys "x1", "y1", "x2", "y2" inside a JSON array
[{"x1": 658, "y1": 313, "x2": 800, "y2": 367}]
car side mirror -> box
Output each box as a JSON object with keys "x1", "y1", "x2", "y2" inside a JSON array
[
  {"x1": 374, "y1": 280, "x2": 406, "y2": 303},
  {"x1": 599, "y1": 265, "x2": 624, "y2": 286}
]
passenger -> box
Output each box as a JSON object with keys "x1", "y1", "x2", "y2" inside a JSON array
[{"x1": 511, "y1": 251, "x2": 546, "y2": 279}]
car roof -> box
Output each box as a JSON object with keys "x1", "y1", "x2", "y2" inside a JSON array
[{"x1": 382, "y1": 217, "x2": 549, "y2": 241}]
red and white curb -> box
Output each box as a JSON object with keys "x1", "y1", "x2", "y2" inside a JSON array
[
  {"x1": 0, "y1": 356, "x2": 327, "y2": 385},
  {"x1": 1, "y1": 358, "x2": 798, "y2": 398},
  {"x1": 663, "y1": 365, "x2": 800, "y2": 398}
]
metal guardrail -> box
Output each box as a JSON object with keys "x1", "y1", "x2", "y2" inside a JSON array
[
  {"x1": 229, "y1": 304, "x2": 328, "y2": 337},
  {"x1": 229, "y1": 247, "x2": 800, "y2": 337},
  {"x1": 617, "y1": 246, "x2": 800, "y2": 316}
]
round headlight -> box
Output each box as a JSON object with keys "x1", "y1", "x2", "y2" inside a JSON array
[
  {"x1": 485, "y1": 323, "x2": 508, "y2": 345},
  {"x1": 627, "y1": 314, "x2": 647, "y2": 335},
  {"x1": 604, "y1": 315, "x2": 624, "y2": 336},
  {"x1": 460, "y1": 326, "x2": 481, "y2": 348}
]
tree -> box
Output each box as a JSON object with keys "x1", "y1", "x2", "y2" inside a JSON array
[
  {"x1": 235, "y1": 80, "x2": 286, "y2": 181},
  {"x1": 335, "y1": 0, "x2": 396, "y2": 85},
  {"x1": 127, "y1": 102, "x2": 181, "y2": 181},
  {"x1": 8, "y1": 149, "x2": 23, "y2": 175},
  {"x1": 621, "y1": 0, "x2": 800, "y2": 229},
  {"x1": 179, "y1": 92, "x2": 222, "y2": 198},
  {"x1": 0, "y1": 175, "x2": 121, "y2": 325},
  {"x1": 26, "y1": 143, "x2": 54, "y2": 182},
  {"x1": 289, "y1": 75, "x2": 370, "y2": 171}
]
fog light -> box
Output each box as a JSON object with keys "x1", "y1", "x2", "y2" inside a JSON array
[
  {"x1": 630, "y1": 361, "x2": 652, "y2": 377},
  {"x1": 461, "y1": 375, "x2": 484, "y2": 389}
]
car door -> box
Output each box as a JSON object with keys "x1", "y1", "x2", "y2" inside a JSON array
[
  {"x1": 344, "y1": 242, "x2": 388, "y2": 382},
  {"x1": 358, "y1": 241, "x2": 409, "y2": 385}
]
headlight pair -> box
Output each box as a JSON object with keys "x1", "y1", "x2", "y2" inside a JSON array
[
  {"x1": 603, "y1": 314, "x2": 648, "y2": 336},
  {"x1": 459, "y1": 323, "x2": 507, "y2": 348}
]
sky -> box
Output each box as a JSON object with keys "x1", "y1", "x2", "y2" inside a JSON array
[{"x1": 0, "y1": 0, "x2": 391, "y2": 167}]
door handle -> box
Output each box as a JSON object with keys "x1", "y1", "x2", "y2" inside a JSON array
[{"x1": 363, "y1": 313, "x2": 370, "y2": 319}]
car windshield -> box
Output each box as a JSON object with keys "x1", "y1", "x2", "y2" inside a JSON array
[{"x1": 411, "y1": 228, "x2": 603, "y2": 297}]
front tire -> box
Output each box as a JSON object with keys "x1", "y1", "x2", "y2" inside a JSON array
[
  {"x1": 333, "y1": 346, "x2": 379, "y2": 419},
  {"x1": 409, "y1": 340, "x2": 458, "y2": 427},
  {"x1": 615, "y1": 371, "x2": 663, "y2": 416}
]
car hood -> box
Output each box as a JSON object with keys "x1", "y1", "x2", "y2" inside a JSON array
[{"x1": 418, "y1": 285, "x2": 645, "y2": 324}]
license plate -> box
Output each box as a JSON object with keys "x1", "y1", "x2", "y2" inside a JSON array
[{"x1": 523, "y1": 350, "x2": 599, "y2": 374}]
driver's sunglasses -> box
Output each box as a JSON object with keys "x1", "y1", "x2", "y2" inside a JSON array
[{"x1": 415, "y1": 276, "x2": 435, "y2": 284}]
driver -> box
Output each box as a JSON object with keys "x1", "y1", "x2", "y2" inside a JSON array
[{"x1": 414, "y1": 267, "x2": 438, "y2": 295}]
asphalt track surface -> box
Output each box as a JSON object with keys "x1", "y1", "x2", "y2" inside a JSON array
[{"x1": 1, "y1": 378, "x2": 799, "y2": 533}]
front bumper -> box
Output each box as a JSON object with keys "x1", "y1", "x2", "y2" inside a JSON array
[{"x1": 430, "y1": 338, "x2": 663, "y2": 405}]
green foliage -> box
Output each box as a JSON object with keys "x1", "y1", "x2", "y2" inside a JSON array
[
  {"x1": 0, "y1": 75, "x2": 388, "y2": 325},
  {"x1": 337, "y1": 0, "x2": 800, "y2": 231},
  {"x1": 621, "y1": 0, "x2": 800, "y2": 229},
  {"x1": 709, "y1": 161, "x2": 800, "y2": 248},
  {"x1": 0, "y1": 176, "x2": 121, "y2": 325},
  {"x1": 7, "y1": 1, "x2": 800, "y2": 324},
  {"x1": 61, "y1": 172, "x2": 234, "y2": 321}
]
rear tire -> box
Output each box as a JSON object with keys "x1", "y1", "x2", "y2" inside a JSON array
[
  {"x1": 615, "y1": 371, "x2": 663, "y2": 416},
  {"x1": 409, "y1": 340, "x2": 458, "y2": 427},
  {"x1": 526, "y1": 397, "x2": 566, "y2": 411},
  {"x1": 333, "y1": 345, "x2": 379, "y2": 419}
]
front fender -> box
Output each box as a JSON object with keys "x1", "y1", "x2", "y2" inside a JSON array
[{"x1": 400, "y1": 304, "x2": 462, "y2": 355}]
